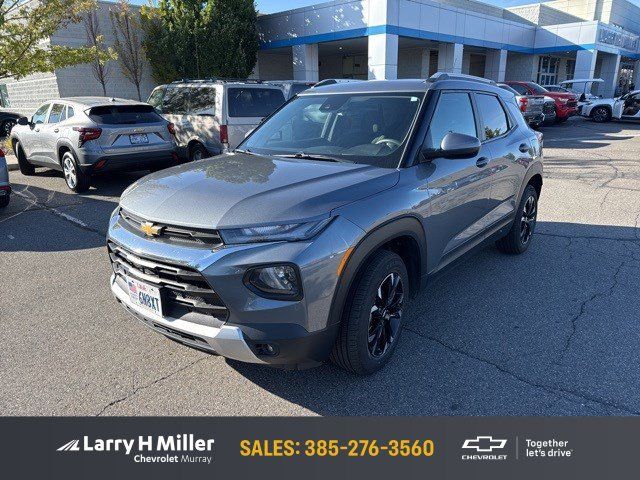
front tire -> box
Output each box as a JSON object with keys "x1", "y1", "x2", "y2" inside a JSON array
[
  {"x1": 62, "y1": 151, "x2": 90, "y2": 193},
  {"x1": 14, "y1": 142, "x2": 35, "y2": 176},
  {"x1": 591, "y1": 106, "x2": 611, "y2": 123},
  {"x1": 0, "y1": 195, "x2": 9, "y2": 208},
  {"x1": 330, "y1": 250, "x2": 409, "y2": 375},
  {"x1": 496, "y1": 184, "x2": 538, "y2": 254}
]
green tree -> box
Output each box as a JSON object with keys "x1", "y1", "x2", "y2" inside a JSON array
[
  {"x1": 140, "y1": 0, "x2": 258, "y2": 83},
  {"x1": 0, "y1": 0, "x2": 110, "y2": 81},
  {"x1": 110, "y1": 0, "x2": 145, "y2": 100}
]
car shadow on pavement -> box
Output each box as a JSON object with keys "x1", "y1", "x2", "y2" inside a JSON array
[
  {"x1": 0, "y1": 182, "x2": 118, "y2": 252},
  {"x1": 539, "y1": 118, "x2": 639, "y2": 150},
  {"x1": 228, "y1": 221, "x2": 640, "y2": 416}
]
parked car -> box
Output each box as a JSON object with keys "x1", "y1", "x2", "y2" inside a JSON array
[
  {"x1": 581, "y1": 89, "x2": 640, "y2": 122},
  {"x1": 506, "y1": 81, "x2": 578, "y2": 123},
  {"x1": 147, "y1": 79, "x2": 287, "y2": 161},
  {"x1": 498, "y1": 83, "x2": 545, "y2": 127},
  {"x1": 265, "y1": 80, "x2": 316, "y2": 100},
  {"x1": 107, "y1": 74, "x2": 543, "y2": 374},
  {"x1": 544, "y1": 85, "x2": 572, "y2": 94},
  {"x1": 0, "y1": 148, "x2": 10, "y2": 207},
  {"x1": 559, "y1": 78, "x2": 603, "y2": 103},
  {"x1": 10, "y1": 97, "x2": 177, "y2": 192},
  {"x1": 0, "y1": 109, "x2": 22, "y2": 138}
]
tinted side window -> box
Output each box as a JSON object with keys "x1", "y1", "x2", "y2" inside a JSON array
[
  {"x1": 425, "y1": 92, "x2": 477, "y2": 150},
  {"x1": 227, "y1": 88, "x2": 286, "y2": 117},
  {"x1": 476, "y1": 94, "x2": 509, "y2": 140},
  {"x1": 162, "y1": 86, "x2": 190, "y2": 114},
  {"x1": 510, "y1": 84, "x2": 528, "y2": 95},
  {"x1": 48, "y1": 104, "x2": 65, "y2": 123},
  {"x1": 67, "y1": 106, "x2": 75, "y2": 119},
  {"x1": 189, "y1": 87, "x2": 216, "y2": 114},
  {"x1": 32, "y1": 103, "x2": 50, "y2": 124}
]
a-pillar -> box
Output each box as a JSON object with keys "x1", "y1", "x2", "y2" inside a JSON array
[
  {"x1": 368, "y1": 33, "x2": 399, "y2": 80},
  {"x1": 484, "y1": 49, "x2": 507, "y2": 82},
  {"x1": 292, "y1": 44, "x2": 319, "y2": 82},
  {"x1": 437, "y1": 43, "x2": 463, "y2": 74}
]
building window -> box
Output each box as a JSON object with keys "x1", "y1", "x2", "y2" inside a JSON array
[
  {"x1": 538, "y1": 57, "x2": 559, "y2": 85},
  {"x1": 0, "y1": 85, "x2": 10, "y2": 107},
  {"x1": 565, "y1": 59, "x2": 575, "y2": 81}
]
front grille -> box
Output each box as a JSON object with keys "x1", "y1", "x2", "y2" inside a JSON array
[
  {"x1": 108, "y1": 241, "x2": 228, "y2": 324},
  {"x1": 119, "y1": 209, "x2": 223, "y2": 248}
]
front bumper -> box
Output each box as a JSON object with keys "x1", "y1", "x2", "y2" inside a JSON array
[{"x1": 107, "y1": 210, "x2": 363, "y2": 366}]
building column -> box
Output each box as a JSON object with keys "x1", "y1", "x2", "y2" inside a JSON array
[
  {"x1": 368, "y1": 33, "x2": 398, "y2": 80},
  {"x1": 292, "y1": 44, "x2": 319, "y2": 82},
  {"x1": 633, "y1": 60, "x2": 640, "y2": 89},
  {"x1": 437, "y1": 43, "x2": 463, "y2": 74},
  {"x1": 484, "y1": 49, "x2": 507, "y2": 82},
  {"x1": 599, "y1": 52, "x2": 621, "y2": 98},
  {"x1": 574, "y1": 49, "x2": 597, "y2": 81},
  {"x1": 420, "y1": 49, "x2": 431, "y2": 78}
]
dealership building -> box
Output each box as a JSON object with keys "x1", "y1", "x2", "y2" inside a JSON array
[{"x1": 256, "y1": 0, "x2": 640, "y2": 97}]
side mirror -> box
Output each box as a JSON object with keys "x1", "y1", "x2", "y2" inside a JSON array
[
  {"x1": 421, "y1": 132, "x2": 481, "y2": 161},
  {"x1": 17, "y1": 117, "x2": 29, "y2": 126}
]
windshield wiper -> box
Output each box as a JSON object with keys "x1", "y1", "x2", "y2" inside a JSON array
[
  {"x1": 234, "y1": 148, "x2": 256, "y2": 156},
  {"x1": 277, "y1": 151, "x2": 348, "y2": 163}
]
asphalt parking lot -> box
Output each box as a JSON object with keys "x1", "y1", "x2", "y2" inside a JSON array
[{"x1": 1, "y1": 117, "x2": 639, "y2": 416}]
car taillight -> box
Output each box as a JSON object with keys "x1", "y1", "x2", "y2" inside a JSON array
[
  {"x1": 73, "y1": 127, "x2": 102, "y2": 146},
  {"x1": 0, "y1": 148, "x2": 4, "y2": 157},
  {"x1": 220, "y1": 124, "x2": 229, "y2": 147},
  {"x1": 519, "y1": 97, "x2": 528, "y2": 112},
  {"x1": 167, "y1": 122, "x2": 176, "y2": 135}
]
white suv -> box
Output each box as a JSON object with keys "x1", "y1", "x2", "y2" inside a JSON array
[{"x1": 147, "y1": 80, "x2": 286, "y2": 161}]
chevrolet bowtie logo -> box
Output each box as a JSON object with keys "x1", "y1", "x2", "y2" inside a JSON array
[
  {"x1": 140, "y1": 221, "x2": 163, "y2": 237},
  {"x1": 462, "y1": 436, "x2": 507, "y2": 452}
]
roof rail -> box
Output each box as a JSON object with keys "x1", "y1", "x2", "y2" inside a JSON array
[
  {"x1": 429, "y1": 72, "x2": 497, "y2": 85},
  {"x1": 170, "y1": 77, "x2": 264, "y2": 84}
]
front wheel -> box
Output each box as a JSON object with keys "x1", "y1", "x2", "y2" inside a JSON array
[
  {"x1": 330, "y1": 250, "x2": 409, "y2": 375},
  {"x1": 496, "y1": 184, "x2": 538, "y2": 254},
  {"x1": 591, "y1": 106, "x2": 611, "y2": 123},
  {"x1": 62, "y1": 151, "x2": 90, "y2": 193}
]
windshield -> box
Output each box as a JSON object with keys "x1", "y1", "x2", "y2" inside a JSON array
[
  {"x1": 240, "y1": 92, "x2": 424, "y2": 167},
  {"x1": 526, "y1": 82, "x2": 549, "y2": 94}
]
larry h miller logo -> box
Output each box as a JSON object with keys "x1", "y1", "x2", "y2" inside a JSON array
[
  {"x1": 56, "y1": 434, "x2": 214, "y2": 464},
  {"x1": 461, "y1": 436, "x2": 508, "y2": 461}
]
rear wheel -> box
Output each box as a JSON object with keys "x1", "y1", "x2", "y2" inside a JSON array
[
  {"x1": 591, "y1": 106, "x2": 611, "y2": 123},
  {"x1": 496, "y1": 184, "x2": 538, "y2": 254},
  {"x1": 14, "y1": 142, "x2": 35, "y2": 176},
  {"x1": 188, "y1": 142, "x2": 206, "y2": 162},
  {"x1": 330, "y1": 250, "x2": 409, "y2": 375},
  {"x1": 62, "y1": 151, "x2": 90, "y2": 193},
  {"x1": 0, "y1": 195, "x2": 9, "y2": 208}
]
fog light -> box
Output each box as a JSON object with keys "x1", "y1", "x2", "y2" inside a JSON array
[{"x1": 245, "y1": 264, "x2": 302, "y2": 300}]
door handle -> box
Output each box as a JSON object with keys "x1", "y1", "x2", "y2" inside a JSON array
[
  {"x1": 476, "y1": 157, "x2": 489, "y2": 168},
  {"x1": 519, "y1": 143, "x2": 529, "y2": 153}
]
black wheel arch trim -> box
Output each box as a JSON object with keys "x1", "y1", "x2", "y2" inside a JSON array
[
  {"x1": 56, "y1": 140, "x2": 76, "y2": 166},
  {"x1": 327, "y1": 215, "x2": 428, "y2": 327},
  {"x1": 518, "y1": 163, "x2": 543, "y2": 204}
]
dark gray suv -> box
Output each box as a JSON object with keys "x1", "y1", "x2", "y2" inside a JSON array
[{"x1": 107, "y1": 74, "x2": 543, "y2": 375}]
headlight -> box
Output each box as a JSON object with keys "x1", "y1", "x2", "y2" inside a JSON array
[
  {"x1": 219, "y1": 218, "x2": 333, "y2": 244},
  {"x1": 245, "y1": 264, "x2": 302, "y2": 300}
]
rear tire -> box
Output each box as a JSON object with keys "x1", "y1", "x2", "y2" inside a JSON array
[
  {"x1": 591, "y1": 106, "x2": 611, "y2": 123},
  {"x1": 330, "y1": 250, "x2": 409, "y2": 375},
  {"x1": 0, "y1": 195, "x2": 9, "y2": 208},
  {"x1": 188, "y1": 142, "x2": 207, "y2": 162},
  {"x1": 62, "y1": 151, "x2": 90, "y2": 193},
  {"x1": 496, "y1": 184, "x2": 538, "y2": 254},
  {"x1": 14, "y1": 142, "x2": 35, "y2": 176}
]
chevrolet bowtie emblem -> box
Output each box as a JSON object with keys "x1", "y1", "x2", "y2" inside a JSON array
[{"x1": 140, "y1": 221, "x2": 162, "y2": 237}]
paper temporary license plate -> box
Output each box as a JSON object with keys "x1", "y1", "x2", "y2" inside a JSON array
[
  {"x1": 129, "y1": 133, "x2": 149, "y2": 144},
  {"x1": 126, "y1": 276, "x2": 162, "y2": 316}
]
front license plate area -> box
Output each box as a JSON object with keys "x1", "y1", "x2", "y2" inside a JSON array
[
  {"x1": 126, "y1": 276, "x2": 162, "y2": 316},
  {"x1": 129, "y1": 133, "x2": 149, "y2": 144}
]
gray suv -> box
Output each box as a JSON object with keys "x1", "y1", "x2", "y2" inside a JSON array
[
  {"x1": 107, "y1": 75, "x2": 543, "y2": 375},
  {"x1": 10, "y1": 97, "x2": 177, "y2": 192}
]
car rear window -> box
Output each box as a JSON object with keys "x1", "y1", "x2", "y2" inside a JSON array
[
  {"x1": 87, "y1": 105, "x2": 162, "y2": 124},
  {"x1": 227, "y1": 88, "x2": 286, "y2": 117}
]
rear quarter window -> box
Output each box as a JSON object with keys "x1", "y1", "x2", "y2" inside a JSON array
[
  {"x1": 227, "y1": 88, "x2": 286, "y2": 117},
  {"x1": 87, "y1": 105, "x2": 162, "y2": 125}
]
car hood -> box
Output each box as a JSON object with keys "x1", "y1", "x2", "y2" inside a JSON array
[
  {"x1": 587, "y1": 98, "x2": 616, "y2": 106},
  {"x1": 119, "y1": 153, "x2": 399, "y2": 229}
]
